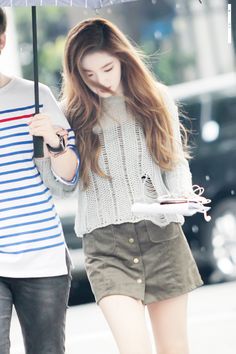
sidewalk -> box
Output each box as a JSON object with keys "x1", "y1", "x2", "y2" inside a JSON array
[{"x1": 10, "y1": 281, "x2": 236, "y2": 354}]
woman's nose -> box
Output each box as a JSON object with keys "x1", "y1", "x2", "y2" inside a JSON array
[{"x1": 96, "y1": 74, "x2": 108, "y2": 87}]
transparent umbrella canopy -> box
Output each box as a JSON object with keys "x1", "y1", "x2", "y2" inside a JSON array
[
  {"x1": 1, "y1": 0, "x2": 202, "y2": 8},
  {"x1": 3, "y1": 0, "x2": 136, "y2": 5}
]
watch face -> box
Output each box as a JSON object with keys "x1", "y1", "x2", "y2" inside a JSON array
[
  {"x1": 46, "y1": 135, "x2": 66, "y2": 153},
  {"x1": 59, "y1": 135, "x2": 66, "y2": 149},
  {"x1": 57, "y1": 129, "x2": 68, "y2": 149}
]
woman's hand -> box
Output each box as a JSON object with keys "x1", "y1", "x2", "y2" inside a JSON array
[{"x1": 28, "y1": 113, "x2": 60, "y2": 148}]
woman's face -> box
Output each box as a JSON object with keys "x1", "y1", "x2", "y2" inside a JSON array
[{"x1": 81, "y1": 51, "x2": 123, "y2": 98}]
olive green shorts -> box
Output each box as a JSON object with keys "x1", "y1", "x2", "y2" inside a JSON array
[{"x1": 83, "y1": 220, "x2": 203, "y2": 304}]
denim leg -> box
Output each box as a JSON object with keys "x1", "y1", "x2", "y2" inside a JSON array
[
  {"x1": 0, "y1": 278, "x2": 13, "y2": 354},
  {"x1": 13, "y1": 275, "x2": 71, "y2": 354}
]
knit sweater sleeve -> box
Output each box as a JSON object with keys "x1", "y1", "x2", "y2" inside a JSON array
[
  {"x1": 160, "y1": 85, "x2": 193, "y2": 196},
  {"x1": 34, "y1": 157, "x2": 78, "y2": 198}
]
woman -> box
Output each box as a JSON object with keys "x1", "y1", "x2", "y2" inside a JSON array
[{"x1": 61, "y1": 18, "x2": 203, "y2": 354}]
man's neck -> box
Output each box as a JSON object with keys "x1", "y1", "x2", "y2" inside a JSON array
[{"x1": 0, "y1": 73, "x2": 11, "y2": 88}]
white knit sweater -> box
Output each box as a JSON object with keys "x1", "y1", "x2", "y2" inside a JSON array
[{"x1": 74, "y1": 87, "x2": 193, "y2": 237}]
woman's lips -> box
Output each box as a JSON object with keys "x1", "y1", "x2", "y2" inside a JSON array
[{"x1": 99, "y1": 86, "x2": 111, "y2": 93}]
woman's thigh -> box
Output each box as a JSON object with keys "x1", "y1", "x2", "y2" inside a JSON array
[
  {"x1": 99, "y1": 294, "x2": 153, "y2": 354},
  {"x1": 147, "y1": 293, "x2": 189, "y2": 354}
]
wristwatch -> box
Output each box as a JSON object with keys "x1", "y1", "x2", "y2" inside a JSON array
[{"x1": 46, "y1": 128, "x2": 68, "y2": 157}]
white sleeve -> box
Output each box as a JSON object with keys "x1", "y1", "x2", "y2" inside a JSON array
[{"x1": 39, "y1": 84, "x2": 71, "y2": 129}]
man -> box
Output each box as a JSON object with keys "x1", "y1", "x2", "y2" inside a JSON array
[{"x1": 0, "y1": 8, "x2": 79, "y2": 354}]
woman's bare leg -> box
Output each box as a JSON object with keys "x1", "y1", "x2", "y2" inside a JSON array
[
  {"x1": 99, "y1": 294, "x2": 153, "y2": 354},
  {"x1": 147, "y1": 293, "x2": 189, "y2": 354}
]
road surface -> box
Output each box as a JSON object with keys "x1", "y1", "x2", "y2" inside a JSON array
[{"x1": 10, "y1": 281, "x2": 236, "y2": 354}]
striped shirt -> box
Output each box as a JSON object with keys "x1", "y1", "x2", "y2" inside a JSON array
[{"x1": 0, "y1": 76, "x2": 78, "y2": 278}]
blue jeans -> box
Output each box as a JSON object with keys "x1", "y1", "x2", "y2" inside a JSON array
[{"x1": 0, "y1": 274, "x2": 71, "y2": 354}]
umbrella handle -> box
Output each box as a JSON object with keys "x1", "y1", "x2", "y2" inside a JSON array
[
  {"x1": 33, "y1": 135, "x2": 44, "y2": 157},
  {"x1": 32, "y1": 6, "x2": 44, "y2": 158}
]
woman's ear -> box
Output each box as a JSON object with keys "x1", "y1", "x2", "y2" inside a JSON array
[{"x1": 0, "y1": 33, "x2": 6, "y2": 54}]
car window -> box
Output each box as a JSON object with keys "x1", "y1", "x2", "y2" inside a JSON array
[{"x1": 210, "y1": 95, "x2": 236, "y2": 141}]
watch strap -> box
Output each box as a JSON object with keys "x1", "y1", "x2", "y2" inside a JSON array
[{"x1": 46, "y1": 128, "x2": 68, "y2": 156}]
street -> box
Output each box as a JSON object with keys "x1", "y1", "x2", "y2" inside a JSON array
[{"x1": 10, "y1": 281, "x2": 236, "y2": 354}]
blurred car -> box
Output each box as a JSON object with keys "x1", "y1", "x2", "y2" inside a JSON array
[
  {"x1": 171, "y1": 72, "x2": 236, "y2": 283},
  {"x1": 55, "y1": 72, "x2": 236, "y2": 304}
]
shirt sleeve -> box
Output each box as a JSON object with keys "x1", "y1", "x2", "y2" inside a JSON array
[{"x1": 39, "y1": 83, "x2": 71, "y2": 129}]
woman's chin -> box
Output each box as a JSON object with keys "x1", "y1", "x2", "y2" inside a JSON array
[{"x1": 97, "y1": 91, "x2": 113, "y2": 98}]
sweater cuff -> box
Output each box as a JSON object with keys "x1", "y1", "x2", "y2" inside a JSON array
[
  {"x1": 34, "y1": 157, "x2": 77, "y2": 196},
  {"x1": 51, "y1": 161, "x2": 79, "y2": 186}
]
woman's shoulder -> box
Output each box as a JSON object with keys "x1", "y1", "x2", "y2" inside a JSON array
[
  {"x1": 157, "y1": 82, "x2": 174, "y2": 103},
  {"x1": 157, "y1": 82, "x2": 178, "y2": 115}
]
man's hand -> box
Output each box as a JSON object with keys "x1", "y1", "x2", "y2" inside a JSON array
[{"x1": 28, "y1": 114, "x2": 60, "y2": 148}]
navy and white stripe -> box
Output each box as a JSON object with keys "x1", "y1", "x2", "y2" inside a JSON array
[
  {"x1": 0, "y1": 104, "x2": 66, "y2": 255},
  {"x1": 0, "y1": 77, "x2": 78, "y2": 277}
]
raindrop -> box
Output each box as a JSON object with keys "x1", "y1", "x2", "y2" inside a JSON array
[
  {"x1": 176, "y1": 3, "x2": 180, "y2": 8},
  {"x1": 192, "y1": 225, "x2": 199, "y2": 233},
  {"x1": 205, "y1": 175, "x2": 210, "y2": 181},
  {"x1": 200, "y1": 246, "x2": 206, "y2": 252},
  {"x1": 230, "y1": 190, "x2": 235, "y2": 196},
  {"x1": 151, "y1": 0, "x2": 157, "y2": 4},
  {"x1": 154, "y1": 31, "x2": 162, "y2": 40},
  {"x1": 202, "y1": 121, "x2": 219, "y2": 142},
  {"x1": 107, "y1": 8, "x2": 112, "y2": 14}
]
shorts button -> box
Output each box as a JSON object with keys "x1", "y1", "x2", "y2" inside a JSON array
[
  {"x1": 133, "y1": 257, "x2": 139, "y2": 264},
  {"x1": 129, "y1": 238, "x2": 134, "y2": 244},
  {"x1": 137, "y1": 278, "x2": 142, "y2": 284}
]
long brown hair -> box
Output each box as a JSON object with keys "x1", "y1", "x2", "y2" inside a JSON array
[
  {"x1": 0, "y1": 8, "x2": 7, "y2": 35},
  {"x1": 62, "y1": 18, "x2": 189, "y2": 189}
]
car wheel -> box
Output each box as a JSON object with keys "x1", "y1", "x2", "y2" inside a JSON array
[{"x1": 201, "y1": 198, "x2": 236, "y2": 283}]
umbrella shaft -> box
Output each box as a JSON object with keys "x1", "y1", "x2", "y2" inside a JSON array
[
  {"x1": 32, "y1": 6, "x2": 39, "y2": 115},
  {"x1": 32, "y1": 7, "x2": 44, "y2": 158}
]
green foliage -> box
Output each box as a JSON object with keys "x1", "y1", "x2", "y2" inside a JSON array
[
  {"x1": 141, "y1": 38, "x2": 196, "y2": 85},
  {"x1": 14, "y1": 7, "x2": 69, "y2": 96}
]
